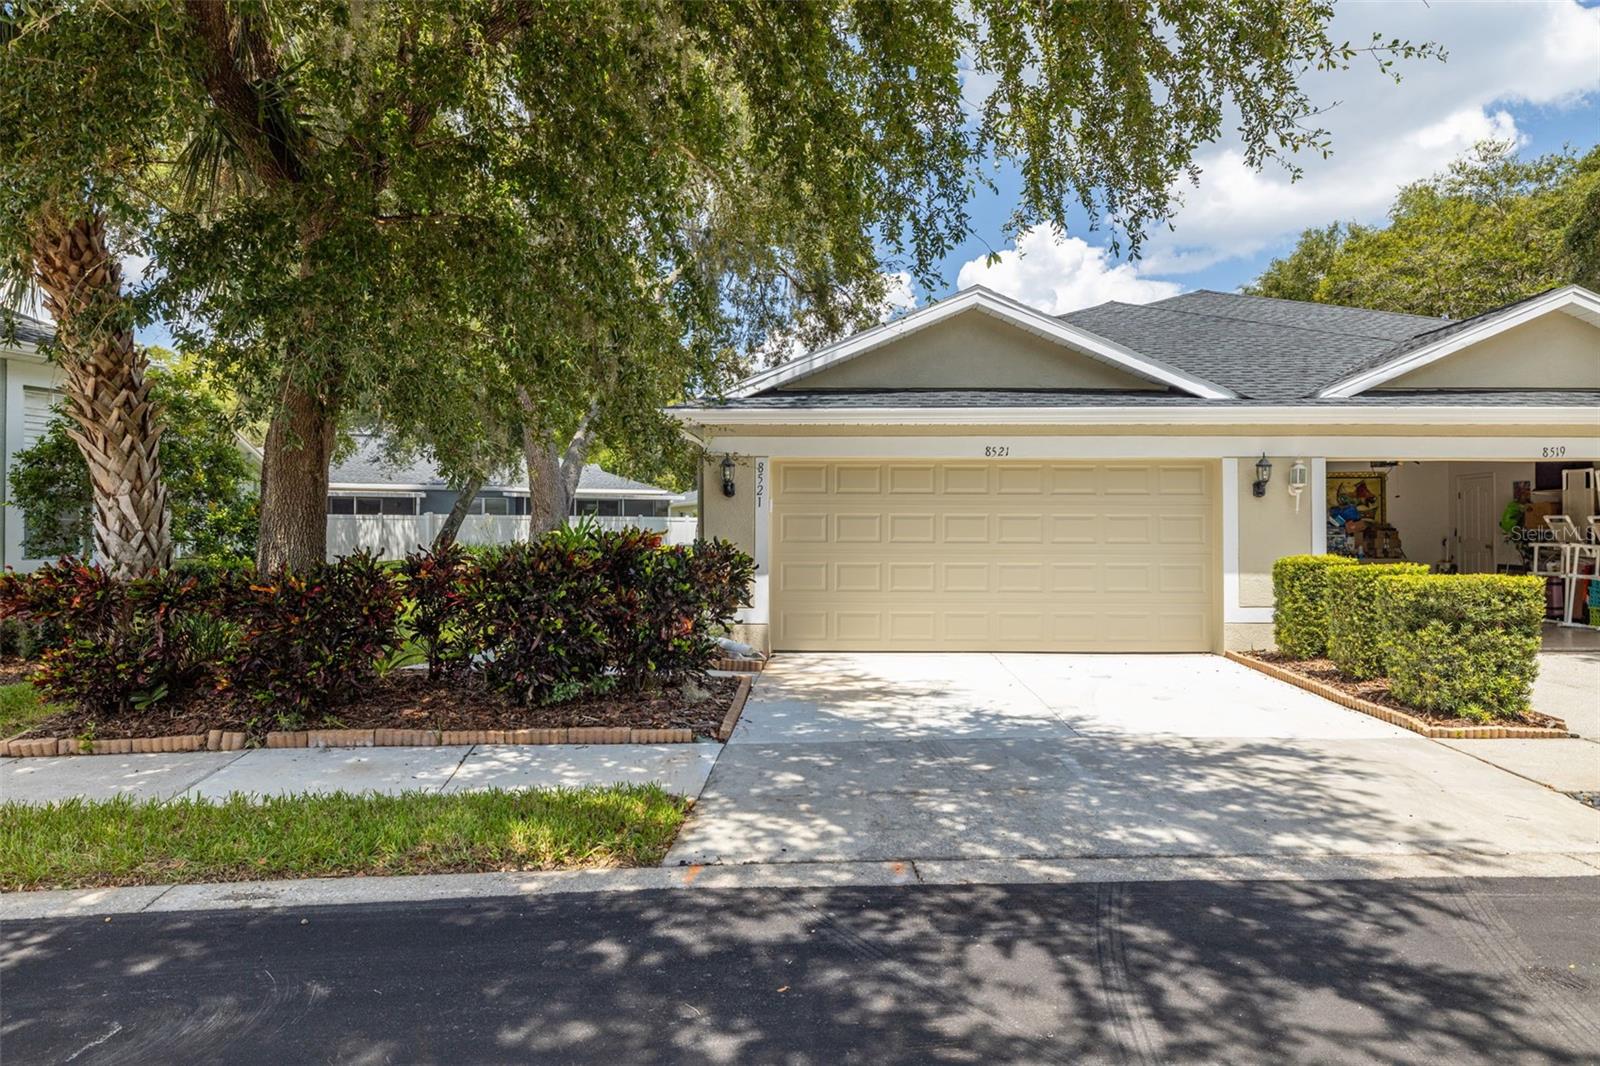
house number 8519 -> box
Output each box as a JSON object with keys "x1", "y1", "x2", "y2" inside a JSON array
[
  {"x1": 1542, "y1": 445, "x2": 1567, "y2": 458},
  {"x1": 984, "y1": 445, "x2": 1010, "y2": 457}
]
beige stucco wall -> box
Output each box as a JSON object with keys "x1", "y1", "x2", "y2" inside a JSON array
[
  {"x1": 698, "y1": 454, "x2": 768, "y2": 653},
  {"x1": 1236, "y1": 456, "x2": 1313, "y2": 609},
  {"x1": 699, "y1": 454, "x2": 757, "y2": 555},
  {"x1": 1379, "y1": 313, "x2": 1600, "y2": 390},
  {"x1": 786, "y1": 309, "x2": 1162, "y2": 391},
  {"x1": 1224, "y1": 622, "x2": 1276, "y2": 653}
]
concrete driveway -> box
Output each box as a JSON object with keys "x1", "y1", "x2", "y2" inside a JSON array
[{"x1": 666, "y1": 653, "x2": 1600, "y2": 867}]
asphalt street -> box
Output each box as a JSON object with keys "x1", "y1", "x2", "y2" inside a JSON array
[{"x1": 3, "y1": 876, "x2": 1598, "y2": 1065}]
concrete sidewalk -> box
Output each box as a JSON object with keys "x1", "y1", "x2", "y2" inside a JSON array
[{"x1": 0, "y1": 741, "x2": 721, "y2": 805}]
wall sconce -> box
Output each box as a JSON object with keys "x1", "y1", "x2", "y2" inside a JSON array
[
  {"x1": 1287, "y1": 459, "x2": 1309, "y2": 512},
  {"x1": 1252, "y1": 454, "x2": 1272, "y2": 498},
  {"x1": 720, "y1": 455, "x2": 737, "y2": 498}
]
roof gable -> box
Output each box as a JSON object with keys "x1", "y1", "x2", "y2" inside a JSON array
[
  {"x1": 733, "y1": 287, "x2": 1236, "y2": 400},
  {"x1": 786, "y1": 305, "x2": 1166, "y2": 391},
  {"x1": 1319, "y1": 286, "x2": 1600, "y2": 397}
]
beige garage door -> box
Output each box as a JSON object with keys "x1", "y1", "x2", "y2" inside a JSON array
[{"x1": 771, "y1": 461, "x2": 1216, "y2": 651}]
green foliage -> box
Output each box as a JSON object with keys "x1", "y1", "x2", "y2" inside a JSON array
[
  {"x1": 218, "y1": 553, "x2": 404, "y2": 723},
  {"x1": 1272, "y1": 554, "x2": 1360, "y2": 659},
  {"x1": 1246, "y1": 142, "x2": 1600, "y2": 318},
  {"x1": 8, "y1": 359, "x2": 258, "y2": 564},
  {"x1": 0, "y1": 560, "x2": 223, "y2": 713},
  {"x1": 3, "y1": 1, "x2": 1438, "y2": 564},
  {"x1": 467, "y1": 526, "x2": 753, "y2": 705},
  {"x1": 0, "y1": 616, "x2": 61, "y2": 660},
  {"x1": 1375, "y1": 574, "x2": 1545, "y2": 722},
  {"x1": 1325, "y1": 562, "x2": 1428, "y2": 679},
  {"x1": 398, "y1": 544, "x2": 477, "y2": 680},
  {"x1": 0, "y1": 785, "x2": 690, "y2": 891}
]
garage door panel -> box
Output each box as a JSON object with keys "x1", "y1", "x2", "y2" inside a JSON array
[
  {"x1": 834, "y1": 513, "x2": 883, "y2": 542},
  {"x1": 887, "y1": 465, "x2": 937, "y2": 494},
  {"x1": 835, "y1": 562, "x2": 881, "y2": 592},
  {"x1": 772, "y1": 461, "x2": 1215, "y2": 651},
  {"x1": 781, "y1": 513, "x2": 829, "y2": 542},
  {"x1": 887, "y1": 513, "x2": 936, "y2": 542}
]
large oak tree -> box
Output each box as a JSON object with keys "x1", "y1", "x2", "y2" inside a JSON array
[{"x1": 6, "y1": 1, "x2": 1437, "y2": 570}]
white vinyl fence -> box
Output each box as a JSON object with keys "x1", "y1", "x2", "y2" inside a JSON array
[{"x1": 325, "y1": 513, "x2": 697, "y2": 561}]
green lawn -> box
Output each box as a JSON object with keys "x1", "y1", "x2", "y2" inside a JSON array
[
  {"x1": 1, "y1": 785, "x2": 688, "y2": 891},
  {"x1": 0, "y1": 681, "x2": 60, "y2": 737}
]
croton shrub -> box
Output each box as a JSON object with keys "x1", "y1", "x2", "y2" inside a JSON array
[{"x1": 0, "y1": 530, "x2": 754, "y2": 719}]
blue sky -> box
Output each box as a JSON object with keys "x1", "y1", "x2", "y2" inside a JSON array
[
  {"x1": 135, "y1": 1, "x2": 1599, "y2": 346},
  {"x1": 930, "y1": 0, "x2": 1600, "y2": 315}
]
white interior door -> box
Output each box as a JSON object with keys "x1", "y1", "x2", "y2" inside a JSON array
[{"x1": 1454, "y1": 472, "x2": 1496, "y2": 573}]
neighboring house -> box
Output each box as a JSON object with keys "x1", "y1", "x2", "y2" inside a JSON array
[
  {"x1": 671, "y1": 284, "x2": 1600, "y2": 655},
  {"x1": 0, "y1": 308, "x2": 63, "y2": 573},
  {"x1": 327, "y1": 433, "x2": 676, "y2": 518}
]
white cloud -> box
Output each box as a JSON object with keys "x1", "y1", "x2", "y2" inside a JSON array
[
  {"x1": 878, "y1": 271, "x2": 917, "y2": 320},
  {"x1": 956, "y1": 226, "x2": 1181, "y2": 313},
  {"x1": 1134, "y1": 0, "x2": 1600, "y2": 274}
]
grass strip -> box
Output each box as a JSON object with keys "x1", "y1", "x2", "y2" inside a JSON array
[
  {"x1": 1, "y1": 785, "x2": 688, "y2": 891},
  {"x1": 0, "y1": 681, "x2": 60, "y2": 738}
]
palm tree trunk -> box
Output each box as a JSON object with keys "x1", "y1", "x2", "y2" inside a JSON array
[{"x1": 29, "y1": 211, "x2": 171, "y2": 578}]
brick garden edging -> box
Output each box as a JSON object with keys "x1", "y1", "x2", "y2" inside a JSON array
[
  {"x1": 713, "y1": 657, "x2": 764, "y2": 673},
  {"x1": 1226, "y1": 651, "x2": 1573, "y2": 740},
  {"x1": 0, "y1": 683, "x2": 757, "y2": 757},
  {"x1": 716, "y1": 676, "x2": 754, "y2": 742}
]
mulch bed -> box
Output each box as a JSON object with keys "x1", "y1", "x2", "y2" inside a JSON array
[
  {"x1": 14, "y1": 671, "x2": 740, "y2": 744},
  {"x1": 1247, "y1": 652, "x2": 1566, "y2": 731},
  {"x1": 0, "y1": 658, "x2": 36, "y2": 687}
]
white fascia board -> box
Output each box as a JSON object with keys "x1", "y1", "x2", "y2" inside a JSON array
[
  {"x1": 327, "y1": 484, "x2": 433, "y2": 494},
  {"x1": 1318, "y1": 286, "x2": 1600, "y2": 398},
  {"x1": 670, "y1": 404, "x2": 1599, "y2": 428},
  {"x1": 728, "y1": 287, "x2": 1237, "y2": 400}
]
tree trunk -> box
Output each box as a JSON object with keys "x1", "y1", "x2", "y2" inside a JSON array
[
  {"x1": 433, "y1": 472, "x2": 485, "y2": 550},
  {"x1": 255, "y1": 376, "x2": 338, "y2": 572},
  {"x1": 29, "y1": 211, "x2": 171, "y2": 578},
  {"x1": 520, "y1": 392, "x2": 597, "y2": 535}
]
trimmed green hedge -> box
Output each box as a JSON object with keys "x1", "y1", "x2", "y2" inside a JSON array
[
  {"x1": 1375, "y1": 573, "x2": 1545, "y2": 722},
  {"x1": 1326, "y1": 562, "x2": 1428, "y2": 679},
  {"x1": 1272, "y1": 554, "x2": 1360, "y2": 658}
]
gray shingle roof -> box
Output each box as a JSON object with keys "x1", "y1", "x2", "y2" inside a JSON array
[
  {"x1": 700, "y1": 388, "x2": 1600, "y2": 410},
  {"x1": 328, "y1": 435, "x2": 669, "y2": 495},
  {"x1": 2, "y1": 307, "x2": 55, "y2": 348},
  {"x1": 1056, "y1": 291, "x2": 1450, "y2": 401},
  {"x1": 1325, "y1": 286, "x2": 1566, "y2": 384}
]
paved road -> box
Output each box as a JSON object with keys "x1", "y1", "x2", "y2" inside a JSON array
[{"x1": 5, "y1": 877, "x2": 1598, "y2": 1064}]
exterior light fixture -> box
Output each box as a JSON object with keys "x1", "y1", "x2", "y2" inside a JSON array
[
  {"x1": 720, "y1": 455, "x2": 737, "y2": 497},
  {"x1": 1252, "y1": 454, "x2": 1272, "y2": 498},
  {"x1": 1287, "y1": 459, "x2": 1309, "y2": 512}
]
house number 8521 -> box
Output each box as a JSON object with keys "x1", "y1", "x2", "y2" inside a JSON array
[{"x1": 984, "y1": 445, "x2": 1010, "y2": 457}]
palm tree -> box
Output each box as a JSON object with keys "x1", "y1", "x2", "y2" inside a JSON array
[{"x1": 26, "y1": 209, "x2": 171, "y2": 578}]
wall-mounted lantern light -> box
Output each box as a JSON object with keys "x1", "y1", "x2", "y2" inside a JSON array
[
  {"x1": 1252, "y1": 454, "x2": 1273, "y2": 498},
  {"x1": 720, "y1": 455, "x2": 737, "y2": 498},
  {"x1": 1287, "y1": 459, "x2": 1309, "y2": 512}
]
